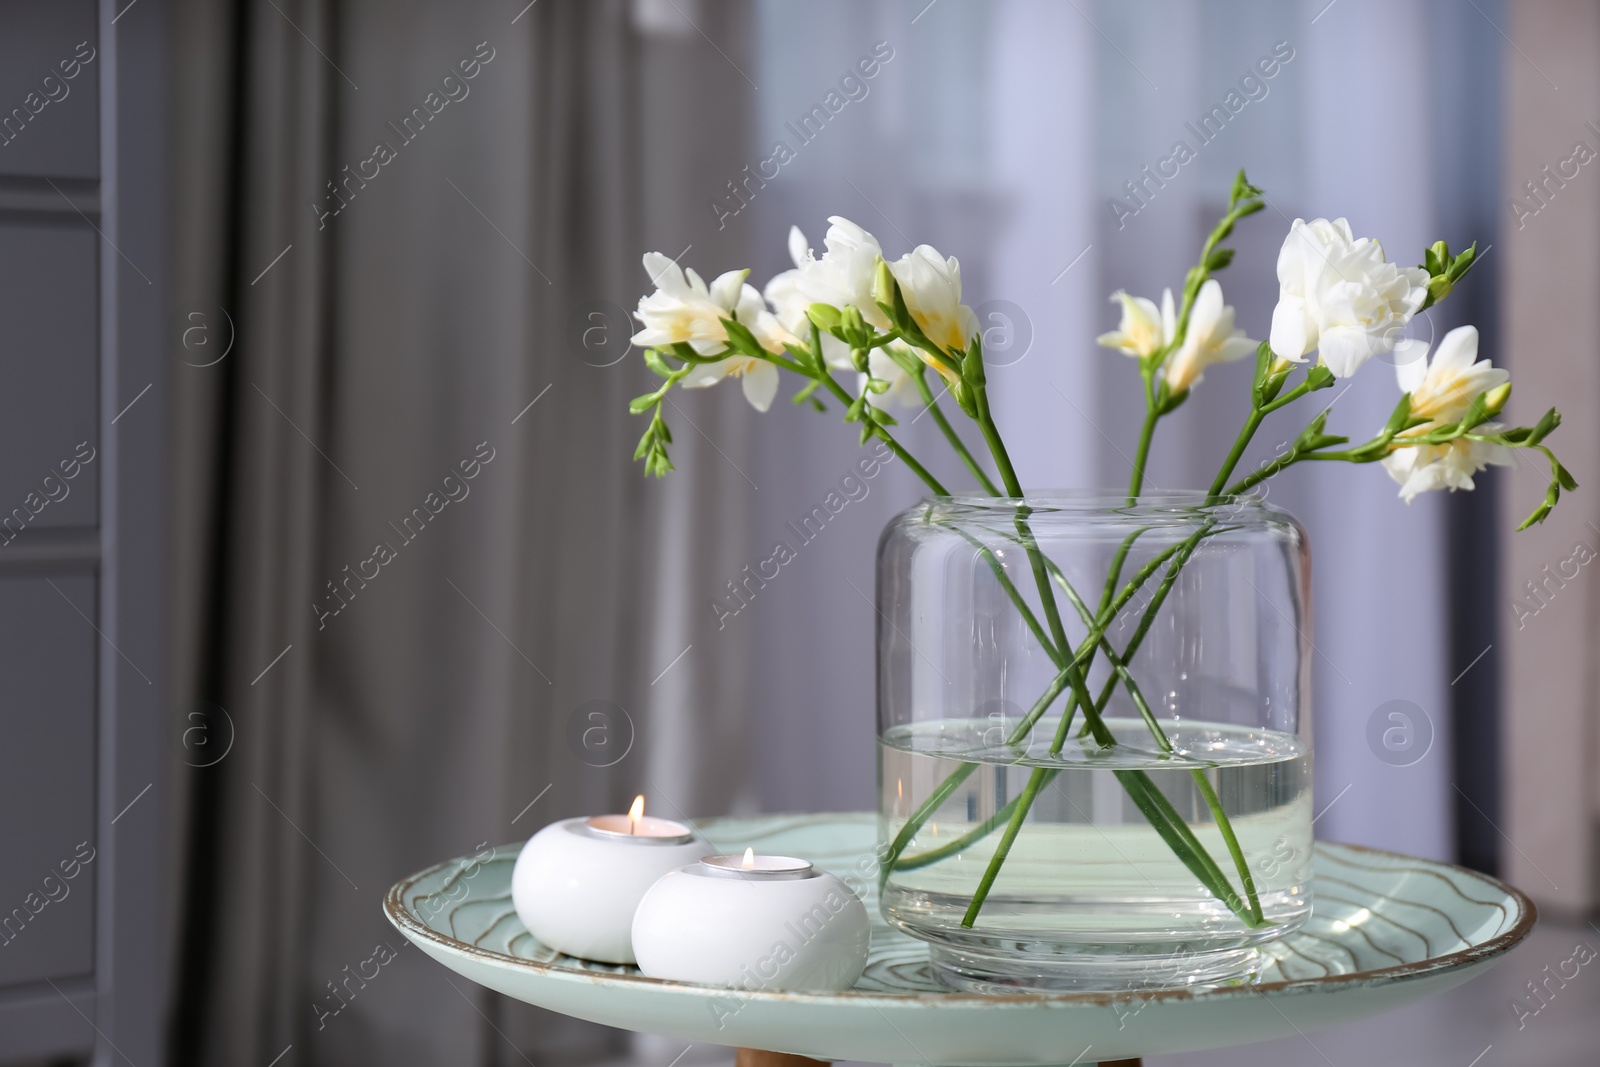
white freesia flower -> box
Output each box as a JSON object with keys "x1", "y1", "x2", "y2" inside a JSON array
[
  {"x1": 631, "y1": 252, "x2": 749, "y2": 355},
  {"x1": 888, "y1": 244, "x2": 980, "y2": 359},
  {"x1": 1269, "y1": 217, "x2": 1430, "y2": 379},
  {"x1": 737, "y1": 283, "x2": 800, "y2": 356},
  {"x1": 1097, "y1": 289, "x2": 1175, "y2": 360},
  {"x1": 1163, "y1": 281, "x2": 1257, "y2": 392},
  {"x1": 765, "y1": 225, "x2": 855, "y2": 369},
  {"x1": 765, "y1": 217, "x2": 889, "y2": 337},
  {"x1": 1381, "y1": 325, "x2": 1513, "y2": 502},
  {"x1": 679, "y1": 284, "x2": 794, "y2": 413},
  {"x1": 860, "y1": 344, "x2": 922, "y2": 410}
]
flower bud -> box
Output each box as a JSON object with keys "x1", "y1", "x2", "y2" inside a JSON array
[
  {"x1": 841, "y1": 304, "x2": 866, "y2": 338},
  {"x1": 873, "y1": 258, "x2": 895, "y2": 309},
  {"x1": 1483, "y1": 381, "x2": 1512, "y2": 417}
]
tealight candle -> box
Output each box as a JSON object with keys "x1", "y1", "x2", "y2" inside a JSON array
[
  {"x1": 511, "y1": 796, "x2": 712, "y2": 964},
  {"x1": 632, "y1": 847, "x2": 870, "y2": 991}
]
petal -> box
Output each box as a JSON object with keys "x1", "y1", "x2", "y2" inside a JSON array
[
  {"x1": 1189, "y1": 280, "x2": 1224, "y2": 340},
  {"x1": 788, "y1": 225, "x2": 811, "y2": 267},
  {"x1": 709, "y1": 269, "x2": 752, "y2": 312},
  {"x1": 1318, "y1": 326, "x2": 1374, "y2": 379},
  {"x1": 1399, "y1": 460, "x2": 1450, "y2": 502},
  {"x1": 1161, "y1": 289, "x2": 1177, "y2": 344},
  {"x1": 642, "y1": 252, "x2": 687, "y2": 294},
  {"x1": 1430, "y1": 325, "x2": 1479, "y2": 376},
  {"x1": 1129, "y1": 294, "x2": 1161, "y2": 329},
  {"x1": 1097, "y1": 330, "x2": 1136, "y2": 354},
  {"x1": 958, "y1": 304, "x2": 980, "y2": 346},
  {"x1": 735, "y1": 283, "x2": 766, "y2": 321},
  {"x1": 1276, "y1": 219, "x2": 1314, "y2": 290},
  {"x1": 741, "y1": 361, "x2": 779, "y2": 412},
  {"x1": 1215, "y1": 333, "x2": 1259, "y2": 364},
  {"x1": 1269, "y1": 295, "x2": 1310, "y2": 360},
  {"x1": 1393, "y1": 339, "x2": 1431, "y2": 394},
  {"x1": 681, "y1": 358, "x2": 734, "y2": 388},
  {"x1": 1382, "y1": 448, "x2": 1418, "y2": 486},
  {"x1": 763, "y1": 269, "x2": 805, "y2": 329},
  {"x1": 824, "y1": 216, "x2": 883, "y2": 259},
  {"x1": 1483, "y1": 441, "x2": 1516, "y2": 468}
]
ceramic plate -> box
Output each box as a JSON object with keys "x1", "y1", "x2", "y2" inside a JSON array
[{"x1": 385, "y1": 813, "x2": 1534, "y2": 1064}]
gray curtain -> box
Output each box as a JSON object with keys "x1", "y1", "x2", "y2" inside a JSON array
[{"x1": 167, "y1": 1, "x2": 756, "y2": 1063}]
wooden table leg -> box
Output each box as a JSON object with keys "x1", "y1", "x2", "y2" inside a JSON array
[{"x1": 735, "y1": 1050, "x2": 829, "y2": 1067}]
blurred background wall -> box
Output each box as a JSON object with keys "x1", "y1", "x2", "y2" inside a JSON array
[{"x1": 4, "y1": 0, "x2": 1597, "y2": 1064}]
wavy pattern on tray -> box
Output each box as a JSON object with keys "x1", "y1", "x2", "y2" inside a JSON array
[{"x1": 390, "y1": 812, "x2": 1530, "y2": 1000}]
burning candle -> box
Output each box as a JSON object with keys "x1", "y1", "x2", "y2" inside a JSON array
[
  {"x1": 631, "y1": 846, "x2": 870, "y2": 991},
  {"x1": 583, "y1": 794, "x2": 693, "y2": 840},
  {"x1": 511, "y1": 796, "x2": 712, "y2": 964}
]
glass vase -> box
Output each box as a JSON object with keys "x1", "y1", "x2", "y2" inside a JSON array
[{"x1": 875, "y1": 492, "x2": 1313, "y2": 992}]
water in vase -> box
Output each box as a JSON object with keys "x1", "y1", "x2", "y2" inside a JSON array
[{"x1": 879, "y1": 716, "x2": 1313, "y2": 991}]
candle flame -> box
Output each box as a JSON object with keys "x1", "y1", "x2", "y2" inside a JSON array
[
  {"x1": 628, "y1": 794, "x2": 645, "y2": 834},
  {"x1": 741, "y1": 847, "x2": 755, "y2": 868}
]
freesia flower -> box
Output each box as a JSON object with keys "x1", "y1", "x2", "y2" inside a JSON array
[
  {"x1": 1381, "y1": 325, "x2": 1513, "y2": 502},
  {"x1": 631, "y1": 252, "x2": 748, "y2": 355},
  {"x1": 765, "y1": 225, "x2": 855, "y2": 369},
  {"x1": 1097, "y1": 289, "x2": 1174, "y2": 360},
  {"x1": 860, "y1": 344, "x2": 922, "y2": 410},
  {"x1": 887, "y1": 244, "x2": 979, "y2": 359},
  {"x1": 765, "y1": 218, "x2": 889, "y2": 339},
  {"x1": 679, "y1": 284, "x2": 794, "y2": 412},
  {"x1": 1269, "y1": 217, "x2": 1430, "y2": 379},
  {"x1": 1163, "y1": 281, "x2": 1256, "y2": 392}
]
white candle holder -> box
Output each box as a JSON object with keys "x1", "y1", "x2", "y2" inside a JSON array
[
  {"x1": 632, "y1": 850, "x2": 870, "y2": 992},
  {"x1": 512, "y1": 806, "x2": 712, "y2": 965}
]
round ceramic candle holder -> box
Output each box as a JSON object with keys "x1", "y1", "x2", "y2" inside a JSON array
[
  {"x1": 631, "y1": 853, "x2": 870, "y2": 992},
  {"x1": 512, "y1": 815, "x2": 712, "y2": 964}
]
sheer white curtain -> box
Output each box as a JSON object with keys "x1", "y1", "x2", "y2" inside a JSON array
[{"x1": 744, "y1": 0, "x2": 1465, "y2": 860}]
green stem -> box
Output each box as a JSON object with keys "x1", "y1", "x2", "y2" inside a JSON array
[
  {"x1": 895, "y1": 793, "x2": 1025, "y2": 871},
  {"x1": 951, "y1": 527, "x2": 1059, "y2": 663},
  {"x1": 1209, "y1": 408, "x2": 1263, "y2": 499},
  {"x1": 880, "y1": 668, "x2": 1075, "y2": 881},
  {"x1": 1192, "y1": 767, "x2": 1265, "y2": 924},
  {"x1": 972, "y1": 378, "x2": 1074, "y2": 683},
  {"x1": 814, "y1": 372, "x2": 949, "y2": 495},
  {"x1": 1129, "y1": 403, "x2": 1159, "y2": 500},
  {"x1": 915, "y1": 369, "x2": 1000, "y2": 495},
  {"x1": 1227, "y1": 449, "x2": 1301, "y2": 496},
  {"x1": 960, "y1": 767, "x2": 1050, "y2": 926},
  {"x1": 973, "y1": 385, "x2": 1025, "y2": 499}
]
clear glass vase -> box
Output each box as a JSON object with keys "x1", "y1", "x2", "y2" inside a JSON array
[{"x1": 876, "y1": 491, "x2": 1314, "y2": 992}]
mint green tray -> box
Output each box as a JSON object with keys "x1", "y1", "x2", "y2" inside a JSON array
[{"x1": 384, "y1": 813, "x2": 1533, "y2": 1065}]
